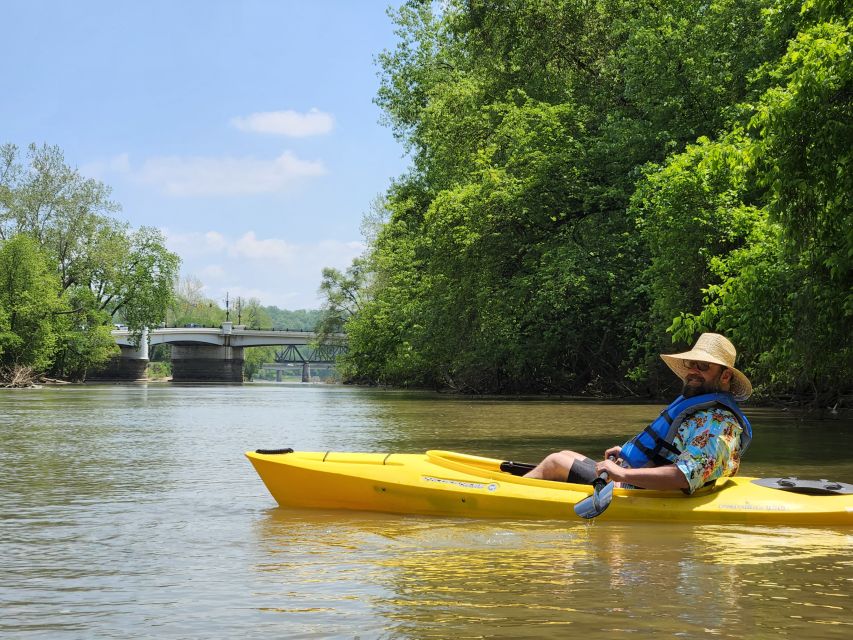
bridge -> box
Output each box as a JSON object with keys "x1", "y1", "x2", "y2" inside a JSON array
[
  {"x1": 100, "y1": 322, "x2": 346, "y2": 382},
  {"x1": 261, "y1": 343, "x2": 347, "y2": 382}
]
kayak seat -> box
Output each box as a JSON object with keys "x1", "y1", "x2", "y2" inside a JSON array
[{"x1": 499, "y1": 460, "x2": 537, "y2": 476}]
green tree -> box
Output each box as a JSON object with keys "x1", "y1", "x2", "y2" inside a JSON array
[
  {"x1": 235, "y1": 297, "x2": 272, "y2": 329},
  {"x1": 262, "y1": 306, "x2": 323, "y2": 330},
  {"x1": 0, "y1": 143, "x2": 119, "y2": 246},
  {"x1": 51, "y1": 285, "x2": 118, "y2": 380},
  {"x1": 1, "y1": 142, "x2": 180, "y2": 348},
  {"x1": 317, "y1": 258, "x2": 370, "y2": 336},
  {"x1": 630, "y1": 132, "x2": 765, "y2": 386},
  {"x1": 655, "y1": 3, "x2": 852, "y2": 403},
  {"x1": 320, "y1": 0, "x2": 851, "y2": 402},
  {"x1": 167, "y1": 276, "x2": 223, "y2": 327},
  {"x1": 243, "y1": 346, "x2": 277, "y2": 381},
  {"x1": 341, "y1": 0, "x2": 780, "y2": 392},
  {"x1": 0, "y1": 235, "x2": 67, "y2": 370},
  {"x1": 95, "y1": 226, "x2": 180, "y2": 334}
]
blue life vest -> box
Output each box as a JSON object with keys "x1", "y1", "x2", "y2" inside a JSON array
[{"x1": 620, "y1": 392, "x2": 752, "y2": 469}]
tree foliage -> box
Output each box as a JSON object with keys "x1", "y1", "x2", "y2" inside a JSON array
[
  {"x1": 166, "y1": 276, "x2": 225, "y2": 327},
  {"x1": 324, "y1": 0, "x2": 851, "y2": 403},
  {"x1": 0, "y1": 234, "x2": 66, "y2": 370},
  {"x1": 662, "y1": 3, "x2": 852, "y2": 402},
  {"x1": 0, "y1": 143, "x2": 180, "y2": 379},
  {"x1": 262, "y1": 306, "x2": 322, "y2": 331}
]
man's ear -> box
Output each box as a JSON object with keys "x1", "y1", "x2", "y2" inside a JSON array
[{"x1": 720, "y1": 368, "x2": 733, "y2": 384}]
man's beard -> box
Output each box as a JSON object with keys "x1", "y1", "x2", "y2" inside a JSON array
[{"x1": 681, "y1": 373, "x2": 722, "y2": 398}]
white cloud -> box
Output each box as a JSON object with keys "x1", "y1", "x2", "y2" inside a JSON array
[
  {"x1": 82, "y1": 151, "x2": 326, "y2": 197},
  {"x1": 136, "y1": 151, "x2": 326, "y2": 196},
  {"x1": 204, "y1": 231, "x2": 228, "y2": 251},
  {"x1": 231, "y1": 108, "x2": 334, "y2": 137},
  {"x1": 163, "y1": 230, "x2": 229, "y2": 257},
  {"x1": 198, "y1": 264, "x2": 226, "y2": 280},
  {"x1": 164, "y1": 229, "x2": 366, "y2": 309},
  {"x1": 229, "y1": 231, "x2": 297, "y2": 264},
  {"x1": 79, "y1": 153, "x2": 131, "y2": 179}
]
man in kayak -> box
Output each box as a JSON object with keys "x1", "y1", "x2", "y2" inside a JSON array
[{"x1": 523, "y1": 333, "x2": 753, "y2": 493}]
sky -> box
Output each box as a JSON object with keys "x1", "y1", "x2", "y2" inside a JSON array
[{"x1": 3, "y1": 0, "x2": 410, "y2": 310}]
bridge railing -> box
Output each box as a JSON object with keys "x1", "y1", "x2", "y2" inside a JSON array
[{"x1": 159, "y1": 324, "x2": 323, "y2": 332}]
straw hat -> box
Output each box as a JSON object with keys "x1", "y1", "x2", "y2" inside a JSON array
[{"x1": 660, "y1": 333, "x2": 752, "y2": 401}]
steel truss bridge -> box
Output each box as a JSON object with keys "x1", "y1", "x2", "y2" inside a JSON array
[
  {"x1": 272, "y1": 343, "x2": 348, "y2": 365},
  {"x1": 262, "y1": 342, "x2": 347, "y2": 382}
]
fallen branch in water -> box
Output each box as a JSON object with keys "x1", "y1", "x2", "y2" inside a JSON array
[{"x1": 0, "y1": 365, "x2": 38, "y2": 388}]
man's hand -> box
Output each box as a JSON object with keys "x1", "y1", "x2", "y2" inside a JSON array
[
  {"x1": 604, "y1": 445, "x2": 622, "y2": 461},
  {"x1": 595, "y1": 461, "x2": 691, "y2": 491},
  {"x1": 595, "y1": 458, "x2": 626, "y2": 482}
]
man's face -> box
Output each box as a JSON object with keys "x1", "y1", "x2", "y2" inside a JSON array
[{"x1": 681, "y1": 360, "x2": 728, "y2": 398}]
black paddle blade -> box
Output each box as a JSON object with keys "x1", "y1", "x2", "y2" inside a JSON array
[{"x1": 574, "y1": 479, "x2": 615, "y2": 519}]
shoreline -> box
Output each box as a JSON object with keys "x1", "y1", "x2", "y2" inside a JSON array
[{"x1": 5, "y1": 377, "x2": 849, "y2": 415}]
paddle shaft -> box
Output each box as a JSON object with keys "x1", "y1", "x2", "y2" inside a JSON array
[
  {"x1": 593, "y1": 455, "x2": 618, "y2": 488},
  {"x1": 573, "y1": 455, "x2": 618, "y2": 519}
]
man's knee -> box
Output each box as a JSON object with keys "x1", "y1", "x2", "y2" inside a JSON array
[
  {"x1": 548, "y1": 450, "x2": 582, "y2": 467},
  {"x1": 541, "y1": 450, "x2": 582, "y2": 476}
]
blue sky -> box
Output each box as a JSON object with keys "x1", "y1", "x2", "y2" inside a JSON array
[{"x1": 3, "y1": 1, "x2": 410, "y2": 309}]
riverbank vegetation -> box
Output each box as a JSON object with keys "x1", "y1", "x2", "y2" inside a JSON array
[
  {"x1": 320, "y1": 0, "x2": 851, "y2": 405},
  {"x1": 0, "y1": 143, "x2": 180, "y2": 384}
]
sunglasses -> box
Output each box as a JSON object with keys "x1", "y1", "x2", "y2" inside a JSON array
[{"x1": 683, "y1": 359, "x2": 713, "y2": 372}]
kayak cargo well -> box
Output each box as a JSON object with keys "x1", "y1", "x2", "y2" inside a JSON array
[{"x1": 752, "y1": 477, "x2": 853, "y2": 495}]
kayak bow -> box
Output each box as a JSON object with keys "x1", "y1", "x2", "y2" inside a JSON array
[{"x1": 245, "y1": 449, "x2": 853, "y2": 526}]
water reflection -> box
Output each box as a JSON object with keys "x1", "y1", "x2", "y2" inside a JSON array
[
  {"x1": 694, "y1": 525, "x2": 852, "y2": 565},
  {"x1": 252, "y1": 509, "x2": 853, "y2": 638}
]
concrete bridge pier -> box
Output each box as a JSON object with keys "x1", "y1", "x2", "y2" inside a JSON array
[
  {"x1": 88, "y1": 329, "x2": 149, "y2": 381},
  {"x1": 302, "y1": 362, "x2": 310, "y2": 383},
  {"x1": 170, "y1": 345, "x2": 244, "y2": 383}
]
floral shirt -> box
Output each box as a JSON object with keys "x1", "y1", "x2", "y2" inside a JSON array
[{"x1": 672, "y1": 407, "x2": 745, "y2": 493}]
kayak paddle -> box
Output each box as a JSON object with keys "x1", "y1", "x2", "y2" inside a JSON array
[{"x1": 574, "y1": 456, "x2": 617, "y2": 519}]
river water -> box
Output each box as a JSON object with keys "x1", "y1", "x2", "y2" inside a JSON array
[{"x1": 1, "y1": 384, "x2": 851, "y2": 639}]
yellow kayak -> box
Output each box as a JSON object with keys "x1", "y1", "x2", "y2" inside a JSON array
[{"x1": 245, "y1": 449, "x2": 853, "y2": 526}]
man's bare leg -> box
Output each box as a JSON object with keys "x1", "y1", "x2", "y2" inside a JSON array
[{"x1": 523, "y1": 450, "x2": 589, "y2": 481}]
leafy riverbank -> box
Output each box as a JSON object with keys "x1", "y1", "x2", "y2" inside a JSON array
[{"x1": 320, "y1": 0, "x2": 852, "y2": 406}]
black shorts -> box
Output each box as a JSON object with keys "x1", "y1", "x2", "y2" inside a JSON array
[{"x1": 567, "y1": 457, "x2": 598, "y2": 484}]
